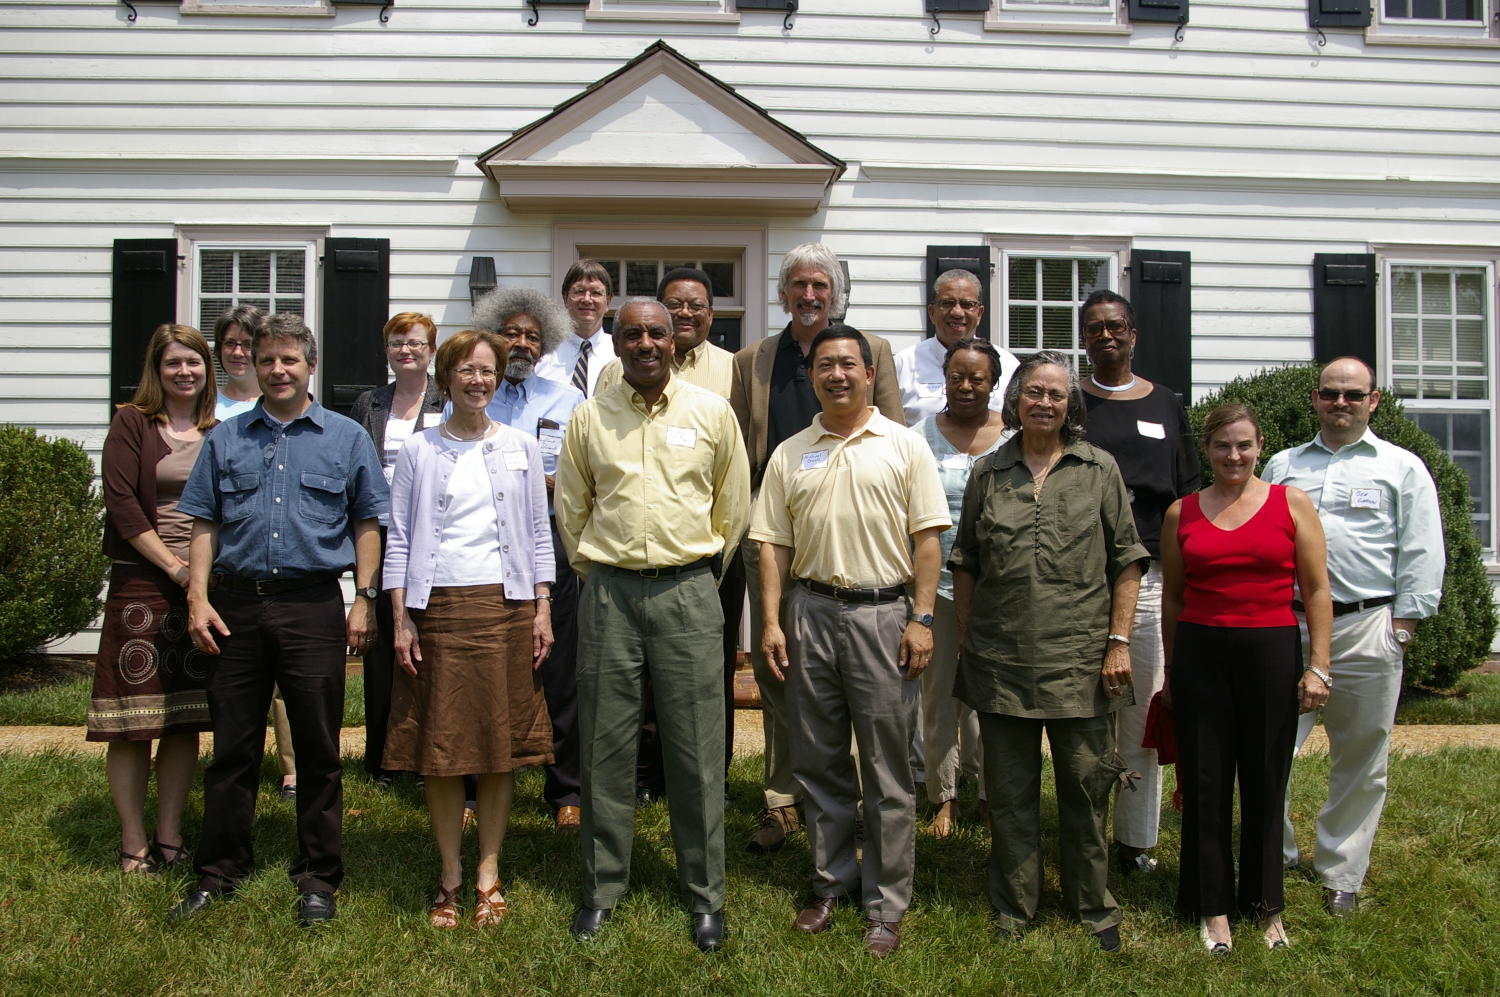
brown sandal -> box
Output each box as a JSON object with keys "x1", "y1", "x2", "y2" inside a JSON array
[
  {"x1": 428, "y1": 884, "x2": 461, "y2": 929},
  {"x1": 118, "y1": 846, "x2": 158, "y2": 877},
  {"x1": 152, "y1": 839, "x2": 191, "y2": 870},
  {"x1": 474, "y1": 882, "x2": 507, "y2": 927}
]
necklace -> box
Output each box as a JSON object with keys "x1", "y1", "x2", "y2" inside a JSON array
[
  {"x1": 1029, "y1": 450, "x2": 1063, "y2": 499},
  {"x1": 1090, "y1": 374, "x2": 1137, "y2": 393},
  {"x1": 442, "y1": 418, "x2": 491, "y2": 442}
]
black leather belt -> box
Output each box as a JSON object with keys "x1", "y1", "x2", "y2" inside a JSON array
[
  {"x1": 604, "y1": 557, "x2": 713, "y2": 579},
  {"x1": 1293, "y1": 595, "x2": 1394, "y2": 618},
  {"x1": 212, "y1": 573, "x2": 339, "y2": 597},
  {"x1": 800, "y1": 579, "x2": 906, "y2": 604}
]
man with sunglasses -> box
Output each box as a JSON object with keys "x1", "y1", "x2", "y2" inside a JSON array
[{"x1": 1263, "y1": 356, "x2": 1444, "y2": 917}]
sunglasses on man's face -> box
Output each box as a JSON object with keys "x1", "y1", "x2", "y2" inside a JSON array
[{"x1": 1317, "y1": 388, "x2": 1371, "y2": 404}]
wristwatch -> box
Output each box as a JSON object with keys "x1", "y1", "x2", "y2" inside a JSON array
[
  {"x1": 1394, "y1": 628, "x2": 1412, "y2": 647},
  {"x1": 908, "y1": 612, "x2": 934, "y2": 628},
  {"x1": 356, "y1": 586, "x2": 379, "y2": 600}
]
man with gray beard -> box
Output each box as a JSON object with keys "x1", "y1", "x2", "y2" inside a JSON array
[{"x1": 471, "y1": 287, "x2": 588, "y2": 830}]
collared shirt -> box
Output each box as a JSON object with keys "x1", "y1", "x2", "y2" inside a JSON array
[
  {"x1": 1263, "y1": 428, "x2": 1444, "y2": 619},
  {"x1": 750, "y1": 410, "x2": 951, "y2": 589},
  {"x1": 382, "y1": 425, "x2": 554, "y2": 608},
  {"x1": 214, "y1": 396, "x2": 258, "y2": 421},
  {"x1": 948, "y1": 437, "x2": 1147, "y2": 719},
  {"x1": 178, "y1": 400, "x2": 388, "y2": 579},
  {"x1": 555, "y1": 375, "x2": 750, "y2": 577},
  {"x1": 913, "y1": 414, "x2": 1007, "y2": 600},
  {"x1": 483, "y1": 374, "x2": 585, "y2": 478},
  {"x1": 535, "y1": 329, "x2": 616, "y2": 398},
  {"x1": 893, "y1": 336, "x2": 1018, "y2": 426},
  {"x1": 766, "y1": 328, "x2": 823, "y2": 461},
  {"x1": 595, "y1": 339, "x2": 735, "y2": 399}
]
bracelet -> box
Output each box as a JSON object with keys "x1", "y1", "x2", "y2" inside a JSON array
[
  {"x1": 1305, "y1": 666, "x2": 1332, "y2": 687},
  {"x1": 535, "y1": 594, "x2": 553, "y2": 602},
  {"x1": 1106, "y1": 633, "x2": 1131, "y2": 646}
]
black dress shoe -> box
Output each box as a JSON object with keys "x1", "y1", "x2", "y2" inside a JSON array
[
  {"x1": 570, "y1": 906, "x2": 612, "y2": 940},
  {"x1": 297, "y1": 891, "x2": 337, "y2": 927},
  {"x1": 1324, "y1": 889, "x2": 1358, "y2": 917},
  {"x1": 691, "y1": 911, "x2": 725, "y2": 952},
  {"x1": 168, "y1": 888, "x2": 224, "y2": 922},
  {"x1": 1094, "y1": 924, "x2": 1122, "y2": 952}
]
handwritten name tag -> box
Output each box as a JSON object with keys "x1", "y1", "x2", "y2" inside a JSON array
[
  {"x1": 1136, "y1": 420, "x2": 1166, "y2": 440},
  {"x1": 666, "y1": 425, "x2": 697, "y2": 449},
  {"x1": 1350, "y1": 488, "x2": 1381, "y2": 510},
  {"x1": 537, "y1": 428, "x2": 563, "y2": 456},
  {"x1": 801, "y1": 450, "x2": 829, "y2": 471},
  {"x1": 503, "y1": 450, "x2": 529, "y2": 472}
]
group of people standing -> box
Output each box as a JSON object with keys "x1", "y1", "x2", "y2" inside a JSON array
[{"x1": 84, "y1": 241, "x2": 1445, "y2": 959}]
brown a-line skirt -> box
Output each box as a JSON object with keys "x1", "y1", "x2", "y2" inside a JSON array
[{"x1": 382, "y1": 584, "x2": 553, "y2": 777}]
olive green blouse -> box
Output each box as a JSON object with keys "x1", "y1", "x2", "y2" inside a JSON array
[{"x1": 948, "y1": 437, "x2": 1149, "y2": 720}]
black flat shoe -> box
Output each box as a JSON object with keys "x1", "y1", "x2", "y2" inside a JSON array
[
  {"x1": 691, "y1": 911, "x2": 725, "y2": 952},
  {"x1": 297, "y1": 890, "x2": 336, "y2": 927},
  {"x1": 278, "y1": 784, "x2": 298, "y2": 802},
  {"x1": 168, "y1": 888, "x2": 223, "y2": 922},
  {"x1": 1094, "y1": 924, "x2": 1122, "y2": 953},
  {"x1": 570, "y1": 906, "x2": 612, "y2": 941}
]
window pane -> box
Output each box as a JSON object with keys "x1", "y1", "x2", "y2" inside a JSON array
[
  {"x1": 276, "y1": 252, "x2": 305, "y2": 294},
  {"x1": 1040, "y1": 258, "x2": 1074, "y2": 301},
  {"x1": 1006, "y1": 0, "x2": 1109, "y2": 7},
  {"x1": 239, "y1": 252, "x2": 271, "y2": 294},
  {"x1": 701, "y1": 261, "x2": 734, "y2": 298},
  {"x1": 1390, "y1": 264, "x2": 1489, "y2": 402},
  {"x1": 708, "y1": 316, "x2": 741, "y2": 353},
  {"x1": 1009, "y1": 258, "x2": 1037, "y2": 299},
  {"x1": 1042, "y1": 307, "x2": 1074, "y2": 352},
  {"x1": 1077, "y1": 258, "x2": 1107, "y2": 297},
  {"x1": 1411, "y1": 0, "x2": 1442, "y2": 16},
  {"x1": 1391, "y1": 317, "x2": 1419, "y2": 361},
  {"x1": 1391, "y1": 267, "x2": 1418, "y2": 313},
  {"x1": 625, "y1": 261, "x2": 658, "y2": 297},
  {"x1": 1008, "y1": 305, "x2": 1036, "y2": 351},
  {"x1": 1410, "y1": 411, "x2": 1490, "y2": 547},
  {"x1": 201, "y1": 251, "x2": 233, "y2": 294},
  {"x1": 1420, "y1": 269, "x2": 1451, "y2": 314}
]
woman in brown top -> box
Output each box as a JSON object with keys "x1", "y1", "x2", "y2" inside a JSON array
[{"x1": 88, "y1": 324, "x2": 218, "y2": 874}]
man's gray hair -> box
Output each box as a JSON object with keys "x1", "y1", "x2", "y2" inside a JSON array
[
  {"x1": 253, "y1": 312, "x2": 317, "y2": 367},
  {"x1": 471, "y1": 286, "x2": 572, "y2": 357},
  {"x1": 778, "y1": 242, "x2": 849, "y2": 320},
  {"x1": 932, "y1": 268, "x2": 982, "y2": 301},
  {"x1": 613, "y1": 296, "x2": 670, "y2": 327},
  {"x1": 1000, "y1": 350, "x2": 1087, "y2": 443}
]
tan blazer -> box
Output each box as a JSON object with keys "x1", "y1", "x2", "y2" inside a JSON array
[{"x1": 730, "y1": 325, "x2": 904, "y2": 487}]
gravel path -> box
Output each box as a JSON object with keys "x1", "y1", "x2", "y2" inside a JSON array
[{"x1": 5, "y1": 715, "x2": 1500, "y2": 758}]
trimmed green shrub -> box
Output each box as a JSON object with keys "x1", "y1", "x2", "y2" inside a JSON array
[
  {"x1": 1190, "y1": 364, "x2": 1496, "y2": 692},
  {"x1": 0, "y1": 426, "x2": 109, "y2": 664}
]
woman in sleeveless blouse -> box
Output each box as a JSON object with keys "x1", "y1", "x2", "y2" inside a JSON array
[
  {"x1": 1161, "y1": 403, "x2": 1332, "y2": 953},
  {"x1": 89, "y1": 324, "x2": 218, "y2": 874}
]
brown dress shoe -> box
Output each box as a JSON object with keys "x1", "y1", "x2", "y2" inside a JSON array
[
  {"x1": 929, "y1": 799, "x2": 958, "y2": 838},
  {"x1": 747, "y1": 805, "x2": 801, "y2": 853},
  {"x1": 555, "y1": 805, "x2": 581, "y2": 830},
  {"x1": 793, "y1": 896, "x2": 839, "y2": 934},
  {"x1": 865, "y1": 919, "x2": 901, "y2": 957}
]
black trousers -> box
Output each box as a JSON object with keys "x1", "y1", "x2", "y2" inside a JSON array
[
  {"x1": 1172, "y1": 622, "x2": 1301, "y2": 920},
  {"x1": 718, "y1": 545, "x2": 745, "y2": 778},
  {"x1": 362, "y1": 529, "x2": 395, "y2": 777},
  {"x1": 195, "y1": 581, "x2": 347, "y2": 895},
  {"x1": 542, "y1": 519, "x2": 582, "y2": 812}
]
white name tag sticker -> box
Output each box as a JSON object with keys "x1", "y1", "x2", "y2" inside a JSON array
[
  {"x1": 503, "y1": 450, "x2": 529, "y2": 472},
  {"x1": 942, "y1": 453, "x2": 969, "y2": 470},
  {"x1": 920, "y1": 382, "x2": 944, "y2": 396},
  {"x1": 1136, "y1": 420, "x2": 1166, "y2": 440},
  {"x1": 801, "y1": 449, "x2": 829, "y2": 471},
  {"x1": 1350, "y1": 487, "x2": 1382, "y2": 510},
  {"x1": 666, "y1": 425, "x2": 697, "y2": 449},
  {"x1": 537, "y1": 428, "x2": 563, "y2": 456}
]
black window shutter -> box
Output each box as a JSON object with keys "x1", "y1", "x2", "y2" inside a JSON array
[
  {"x1": 1308, "y1": 0, "x2": 1371, "y2": 29},
  {"x1": 924, "y1": 244, "x2": 992, "y2": 342},
  {"x1": 321, "y1": 237, "x2": 390, "y2": 418},
  {"x1": 1128, "y1": 0, "x2": 1188, "y2": 23},
  {"x1": 110, "y1": 238, "x2": 178, "y2": 413},
  {"x1": 1312, "y1": 253, "x2": 1377, "y2": 368},
  {"x1": 925, "y1": 0, "x2": 988, "y2": 11},
  {"x1": 1129, "y1": 249, "x2": 1192, "y2": 399}
]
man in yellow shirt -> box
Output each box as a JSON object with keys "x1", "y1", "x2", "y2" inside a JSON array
[
  {"x1": 555, "y1": 297, "x2": 750, "y2": 953},
  {"x1": 751, "y1": 324, "x2": 950, "y2": 958}
]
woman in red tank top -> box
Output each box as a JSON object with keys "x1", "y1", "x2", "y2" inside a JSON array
[{"x1": 1160, "y1": 403, "x2": 1333, "y2": 954}]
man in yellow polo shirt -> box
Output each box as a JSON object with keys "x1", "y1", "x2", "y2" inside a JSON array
[
  {"x1": 751, "y1": 324, "x2": 949, "y2": 958},
  {"x1": 555, "y1": 297, "x2": 750, "y2": 953}
]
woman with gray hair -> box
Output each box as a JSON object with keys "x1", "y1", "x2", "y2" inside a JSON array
[{"x1": 949, "y1": 350, "x2": 1148, "y2": 951}]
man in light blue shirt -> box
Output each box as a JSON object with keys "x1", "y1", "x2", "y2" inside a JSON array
[
  {"x1": 471, "y1": 286, "x2": 587, "y2": 831},
  {"x1": 1263, "y1": 356, "x2": 1444, "y2": 917}
]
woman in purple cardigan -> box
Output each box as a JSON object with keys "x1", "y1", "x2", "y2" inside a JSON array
[
  {"x1": 382, "y1": 329, "x2": 556, "y2": 928},
  {"x1": 88, "y1": 324, "x2": 218, "y2": 874}
]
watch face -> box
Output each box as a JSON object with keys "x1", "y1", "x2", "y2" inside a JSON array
[{"x1": 1395, "y1": 629, "x2": 1411, "y2": 645}]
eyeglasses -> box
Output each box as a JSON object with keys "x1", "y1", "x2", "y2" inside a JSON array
[
  {"x1": 567, "y1": 287, "x2": 607, "y2": 301},
  {"x1": 1317, "y1": 388, "x2": 1372, "y2": 403},
  {"x1": 387, "y1": 339, "x2": 429, "y2": 352},
  {"x1": 935, "y1": 297, "x2": 981, "y2": 312},
  {"x1": 1083, "y1": 319, "x2": 1132, "y2": 339},
  {"x1": 1021, "y1": 386, "x2": 1068, "y2": 404},
  {"x1": 453, "y1": 366, "x2": 498, "y2": 381},
  {"x1": 498, "y1": 325, "x2": 543, "y2": 345},
  {"x1": 662, "y1": 298, "x2": 710, "y2": 315},
  {"x1": 221, "y1": 339, "x2": 253, "y2": 355}
]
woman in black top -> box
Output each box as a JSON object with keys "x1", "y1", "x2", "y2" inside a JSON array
[{"x1": 1079, "y1": 290, "x2": 1201, "y2": 876}]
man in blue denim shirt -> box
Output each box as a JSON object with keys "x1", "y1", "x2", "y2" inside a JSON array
[{"x1": 170, "y1": 313, "x2": 387, "y2": 928}]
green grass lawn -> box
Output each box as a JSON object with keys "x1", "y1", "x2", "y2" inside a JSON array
[{"x1": 1, "y1": 749, "x2": 1497, "y2": 995}]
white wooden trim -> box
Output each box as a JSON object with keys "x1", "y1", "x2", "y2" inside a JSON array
[{"x1": 180, "y1": 0, "x2": 335, "y2": 16}]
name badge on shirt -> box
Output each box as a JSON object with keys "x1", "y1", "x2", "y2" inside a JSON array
[
  {"x1": 942, "y1": 453, "x2": 969, "y2": 470},
  {"x1": 920, "y1": 381, "x2": 944, "y2": 396},
  {"x1": 503, "y1": 450, "x2": 529, "y2": 472},
  {"x1": 1350, "y1": 487, "x2": 1381, "y2": 510},
  {"x1": 667, "y1": 425, "x2": 697, "y2": 449},
  {"x1": 801, "y1": 449, "x2": 830, "y2": 471},
  {"x1": 537, "y1": 428, "x2": 563, "y2": 456},
  {"x1": 1136, "y1": 420, "x2": 1166, "y2": 440}
]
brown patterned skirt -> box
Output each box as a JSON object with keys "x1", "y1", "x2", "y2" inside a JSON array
[
  {"x1": 86, "y1": 562, "x2": 212, "y2": 741},
  {"x1": 382, "y1": 584, "x2": 553, "y2": 777}
]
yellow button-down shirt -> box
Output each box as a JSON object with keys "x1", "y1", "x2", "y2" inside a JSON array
[
  {"x1": 595, "y1": 339, "x2": 735, "y2": 399},
  {"x1": 556, "y1": 374, "x2": 750, "y2": 578}
]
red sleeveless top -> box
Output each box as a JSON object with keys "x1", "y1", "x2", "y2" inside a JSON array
[{"x1": 1177, "y1": 484, "x2": 1297, "y2": 628}]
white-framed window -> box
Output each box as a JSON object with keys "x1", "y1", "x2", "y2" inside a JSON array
[
  {"x1": 1370, "y1": 0, "x2": 1498, "y2": 41},
  {"x1": 180, "y1": 0, "x2": 334, "y2": 17},
  {"x1": 586, "y1": 0, "x2": 738, "y2": 22},
  {"x1": 584, "y1": 249, "x2": 747, "y2": 351},
  {"x1": 986, "y1": 0, "x2": 1130, "y2": 33},
  {"x1": 992, "y1": 238, "x2": 1127, "y2": 376},
  {"x1": 1382, "y1": 253, "x2": 1499, "y2": 550}
]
